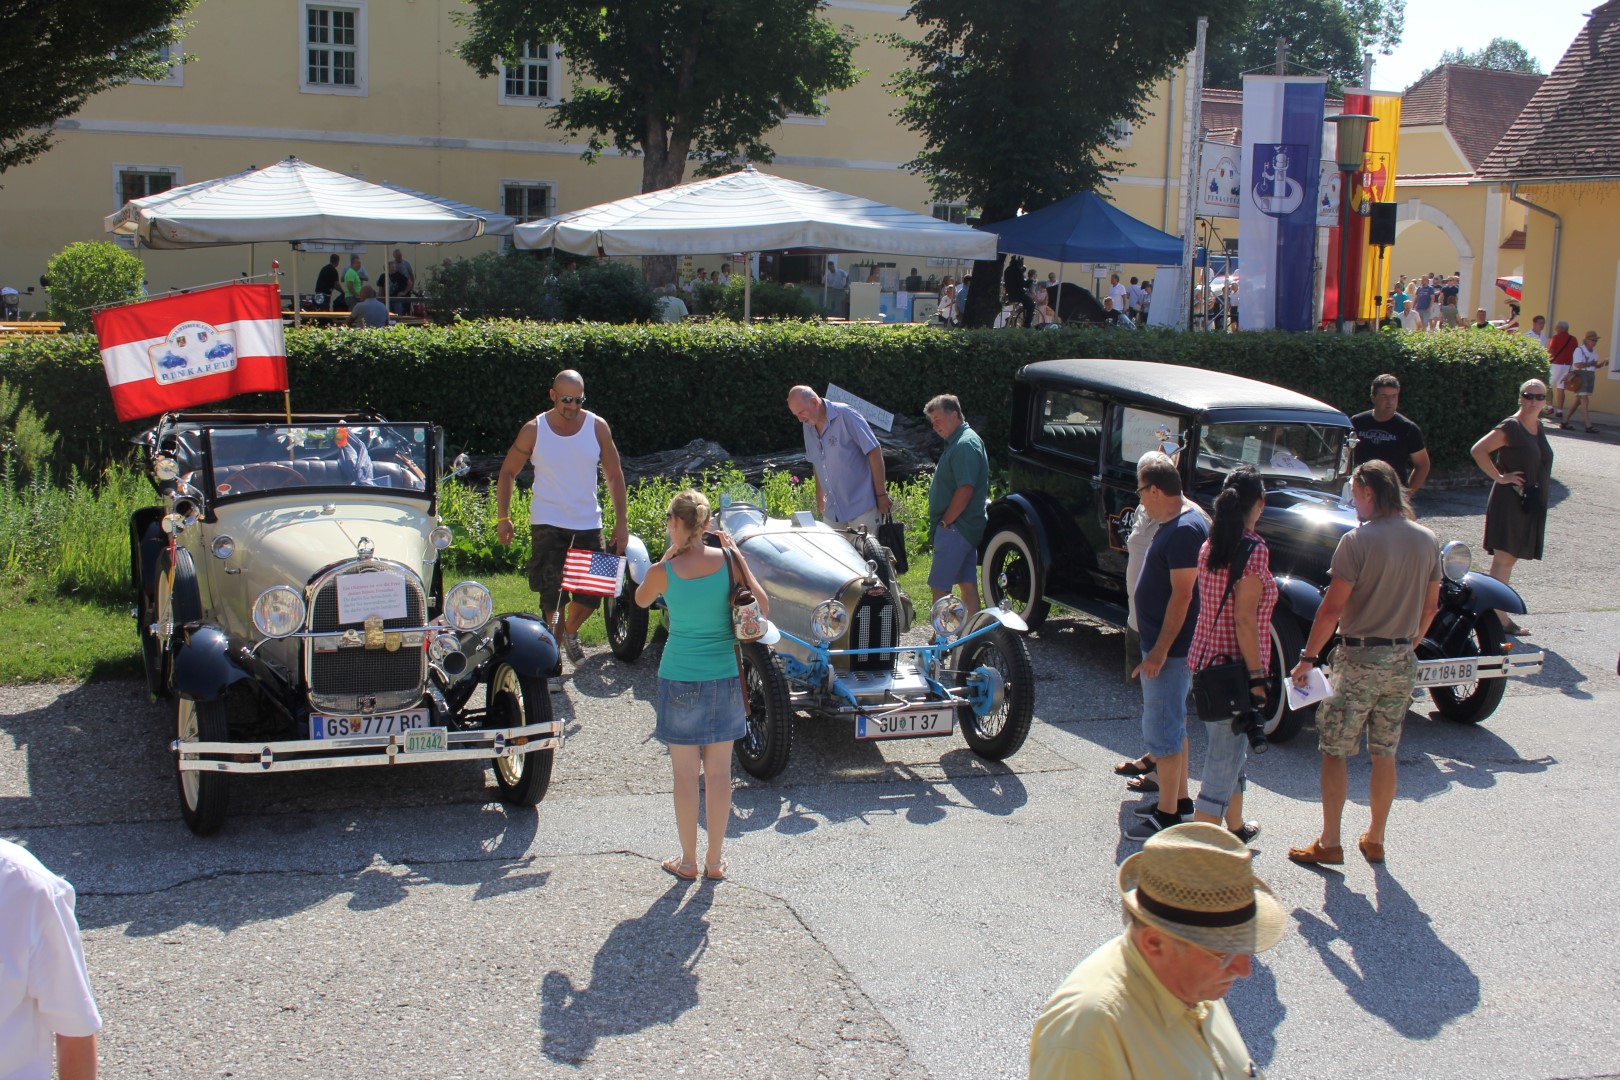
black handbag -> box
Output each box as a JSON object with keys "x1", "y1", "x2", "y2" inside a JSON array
[
  {"x1": 1191, "y1": 539, "x2": 1256, "y2": 722},
  {"x1": 876, "y1": 514, "x2": 909, "y2": 575}
]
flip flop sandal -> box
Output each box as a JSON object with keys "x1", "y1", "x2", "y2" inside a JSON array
[
  {"x1": 1124, "y1": 773, "x2": 1159, "y2": 794},
  {"x1": 662, "y1": 856, "x2": 699, "y2": 881},
  {"x1": 704, "y1": 859, "x2": 728, "y2": 882},
  {"x1": 1113, "y1": 757, "x2": 1155, "y2": 777}
]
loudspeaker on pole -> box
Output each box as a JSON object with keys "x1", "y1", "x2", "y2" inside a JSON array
[{"x1": 1369, "y1": 202, "x2": 1397, "y2": 247}]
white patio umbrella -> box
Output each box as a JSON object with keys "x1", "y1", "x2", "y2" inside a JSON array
[
  {"x1": 514, "y1": 165, "x2": 997, "y2": 320},
  {"x1": 106, "y1": 156, "x2": 491, "y2": 323}
]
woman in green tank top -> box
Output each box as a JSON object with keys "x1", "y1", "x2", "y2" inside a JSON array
[{"x1": 634, "y1": 489, "x2": 769, "y2": 882}]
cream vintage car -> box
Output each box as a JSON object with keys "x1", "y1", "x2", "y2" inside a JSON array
[{"x1": 130, "y1": 411, "x2": 562, "y2": 835}]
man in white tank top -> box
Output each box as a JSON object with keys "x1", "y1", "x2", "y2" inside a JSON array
[{"x1": 496, "y1": 370, "x2": 629, "y2": 671}]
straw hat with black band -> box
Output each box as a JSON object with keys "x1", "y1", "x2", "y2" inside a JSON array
[{"x1": 1118, "y1": 822, "x2": 1285, "y2": 955}]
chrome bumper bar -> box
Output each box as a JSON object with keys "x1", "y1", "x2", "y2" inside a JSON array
[
  {"x1": 1414, "y1": 649, "x2": 1543, "y2": 687},
  {"x1": 173, "y1": 720, "x2": 562, "y2": 774}
]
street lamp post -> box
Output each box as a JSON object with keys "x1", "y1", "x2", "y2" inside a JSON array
[{"x1": 1326, "y1": 112, "x2": 1378, "y2": 334}]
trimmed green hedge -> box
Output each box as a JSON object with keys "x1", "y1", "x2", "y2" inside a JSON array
[{"x1": 0, "y1": 322, "x2": 1547, "y2": 477}]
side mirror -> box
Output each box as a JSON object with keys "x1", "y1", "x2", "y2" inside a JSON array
[{"x1": 442, "y1": 452, "x2": 471, "y2": 482}]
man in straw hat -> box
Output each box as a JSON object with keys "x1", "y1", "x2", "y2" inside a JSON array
[{"x1": 1030, "y1": 823, "x2": 1280, "y2": 1078}]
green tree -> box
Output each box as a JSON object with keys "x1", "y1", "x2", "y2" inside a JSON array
[
  {"x1": 1205, "y1": 0, "x2": 1406, "y2": 92},
  {"x1": 455, "y1": 1, "x2": 862, "y2": 193},
  {"x1": 44, "y1": 242, "x2": 147, "y2": 331},
  {"x1": 891, "y1": 1, "x2": 1239, "y2": 327},
  {"x1": 0, "y1": 0, "x2": 193, "y2": 174},
  {"x1": 1433, "y1": 37, "x2": 1541, "y2": 74}
]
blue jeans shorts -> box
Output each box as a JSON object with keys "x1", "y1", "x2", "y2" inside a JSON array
[
  {"x1": 655, "y1": 676, "x2": 746, "y2": 746},
  {"x1": 928, "y1": 524, "x2": 979, "y2": 592},
  {"x1": 1139, "y1": 657, "x2": 1192, "y2": 759}
]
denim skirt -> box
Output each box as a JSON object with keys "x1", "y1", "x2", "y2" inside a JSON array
[{"x1": 655, "y1": 676, "x2": 747, "y2": 746}]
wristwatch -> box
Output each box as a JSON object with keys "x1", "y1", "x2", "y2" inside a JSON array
[{"x1": 1298, "y1": 652, "x2": 1320, "y2": 665}]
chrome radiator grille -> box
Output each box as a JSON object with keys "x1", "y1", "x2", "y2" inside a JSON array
[
  {"x1": 305, "y1": 567, "x2": 427, "y2": 714},
  {"x1": 848, "y1": 592, "x2": 897, "y2": 673}
]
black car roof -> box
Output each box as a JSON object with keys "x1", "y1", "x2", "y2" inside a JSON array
[{"x1": 1018, "y1": 359, "x2": 1344, "y2": 418}]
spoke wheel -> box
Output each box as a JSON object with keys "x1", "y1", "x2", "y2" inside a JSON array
[
  {"x1": 485, "y1": 662, "x2": 555, "y2": 805},
  {"x1": 176, "y1": 696, "x2": 230, "y2": 836},
  {"x1": 979, "y1": 528, "x2": 1049, "y2": 631},
  {"x1": 1427, "y1": 617, "x2": 1508, "y2": 724},
  {"x1": 735, "y1": 642, "x2": 793, "y2": 780},
  {"x1": 954, "y1": 626, "x2": 1034, "y2": 760}
]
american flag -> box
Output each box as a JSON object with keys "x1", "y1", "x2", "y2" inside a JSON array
[{"x1": 561, "y1": 549, "x2": 626, "y2": 597}]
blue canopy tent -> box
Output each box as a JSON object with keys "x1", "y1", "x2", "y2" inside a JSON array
[{"x1": 976, "y1": 192, "x2": 1183, "y2": 322}]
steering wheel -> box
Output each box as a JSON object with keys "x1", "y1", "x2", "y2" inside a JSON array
[{"x1": 228, "y1": 464, "x2": 305, "y2": 491}]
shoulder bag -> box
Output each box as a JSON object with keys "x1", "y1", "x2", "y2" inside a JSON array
[
  {"x1": 876, "y1": 514, "x2": 909, "y2": 575},
  {"x1": 721, "y1": 547, "x2": 757, "y2": 718},
  {"x1": 1191, "y1": 538, "x2": 1258, "y2": 722},
  {"x1": 723, "y1": 547, "x2": 765, "y2": 642}
]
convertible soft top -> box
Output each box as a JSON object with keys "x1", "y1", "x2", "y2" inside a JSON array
[{"x1": 1018, "y1": 359, "x2": 1342, "y2": 418}]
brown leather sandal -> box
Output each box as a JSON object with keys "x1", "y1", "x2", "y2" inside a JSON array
[{"x1": 662, "y1": 856, "x2": 699, "y2": 881}]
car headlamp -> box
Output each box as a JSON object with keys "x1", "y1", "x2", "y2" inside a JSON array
[
  {"x1": 445, "y1": 581, "x2": 493, "y2": 631},
  {"x1": 430, "y1": 524, "x2": 453, "y2": 550},
  {"x1": 930, "y1": 595, "x2": 967, "y2": 640},
  {"x1": 810, "y1": 599, "x2": 849, "y2": 642},
  {"x1": 252, "y1": 586, "x2": 306, "y2": 638},
  {"x1": 211, "y1": 535, "x2": 235, "y2": 560},
  {"x1": 1440, "y1": 540, "x2": 1472, "y2": 583}
]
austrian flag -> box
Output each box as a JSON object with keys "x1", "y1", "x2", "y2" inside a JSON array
[
  {"x1": 561, "y1": 549, "x2": 626, "y2": 598},
  {"x1": 92, "y1": 283, "x2": 288, "y2": 421}
]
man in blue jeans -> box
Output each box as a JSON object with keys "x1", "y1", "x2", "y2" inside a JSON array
[
  {"x1": 1126, "y1": 454, "x2": 1208, "y2": 841},
  {"x1": 925, "y1": 394, "x2": 989, "y2": 616}
]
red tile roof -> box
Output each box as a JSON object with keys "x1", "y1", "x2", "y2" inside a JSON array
[
  {"x1": 1480, "y1": 1, "x2": 1620, "y2": 180},
  {"x1": 1400, "y1": 64, "x2": 1545, "y2": 172},
  {"x1": 1500, "y1": 229, "x2": 1527, "y2": 249},
  {"x1": 1197, "y1": 89, "x2": 1342, "y2": 148}
]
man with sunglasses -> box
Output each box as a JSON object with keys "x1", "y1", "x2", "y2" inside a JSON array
[
  {"x1": 495, "y1": 370, "x2": 629, "y2": 679},
  {"x1": 1031, "y1": 822, "x2": 1279, "y2": 1078}
]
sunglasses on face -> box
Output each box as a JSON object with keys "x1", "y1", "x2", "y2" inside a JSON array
[
  {"x1": 1182, "y1": 939, "x2": 1245, "y2": 970},
  {"x1": 1522, "y1": 392, "x2": 1546, "y2": 400},
  {"x1": 557, "y1": 395, "x2": 586, "y2": 405}
]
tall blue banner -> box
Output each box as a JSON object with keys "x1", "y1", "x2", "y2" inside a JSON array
[{"x1": 1238, "y1": 77, "x2": 1327, "y2": 331}]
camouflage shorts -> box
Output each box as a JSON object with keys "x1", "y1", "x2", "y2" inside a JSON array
[{"x1": 1316, "y1": 646, "x2": 1418, "y2": 758}]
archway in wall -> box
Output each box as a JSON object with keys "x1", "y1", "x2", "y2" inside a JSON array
[{"x1": 1395, "y1": 200, "x2": 1476, "y2": 320}]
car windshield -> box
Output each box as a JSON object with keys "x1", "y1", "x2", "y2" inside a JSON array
[
  {"x1": 206, "y1": 424, "x2": 431, "y2": 496},
  {"x1": 1197, "y1": 422, "x2": 1347, "y2": 485}
]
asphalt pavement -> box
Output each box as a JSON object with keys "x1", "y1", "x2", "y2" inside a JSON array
[{"x1": 3, "y1": 424, "x2": 1619, "y2": 1079}]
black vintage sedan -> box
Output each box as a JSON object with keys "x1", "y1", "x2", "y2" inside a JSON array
[{"x1": 978, "y1": 359, "x2": 1543, "y2": 742}]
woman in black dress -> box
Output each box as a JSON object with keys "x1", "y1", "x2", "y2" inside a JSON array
[{"x1": 1470, "y1": 378, "x2": 1552, "y2": 636}]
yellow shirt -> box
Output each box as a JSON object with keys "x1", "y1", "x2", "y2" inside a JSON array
[{"x1": 1030, "y1": 933, "x2": 1262, "y2": 1080}]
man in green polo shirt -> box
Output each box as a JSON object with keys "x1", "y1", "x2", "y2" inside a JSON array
[{"x1": 925, "y1": 393, "x2": 989, "y2": 615}]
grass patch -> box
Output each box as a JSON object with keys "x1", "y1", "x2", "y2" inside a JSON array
[{"x1": 0, "y1": 583, "x2": 140, "y2": 685}]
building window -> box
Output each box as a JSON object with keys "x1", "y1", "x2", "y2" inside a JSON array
[
  {"x1": 301, "y1": 2, "x2": 366, "y2": 95},
  {"x1": 500, "y1": 42, "x2": 556, "y2": 104},
  {"x1": 931, "y1": 202, "x2": 972, "y2": 225},
  {"x1": 1110, "y1": 118, "x2": 1133, "y2": 147},
  {"x1": 500, "y1": 182, "x2": 554, "y2": 251},
  {"x1": 115, "y1": 166, "x2": 180, "y2": 208},
  {"x1": 133, "y1": 36, "x2": 184, "y2": 86}
]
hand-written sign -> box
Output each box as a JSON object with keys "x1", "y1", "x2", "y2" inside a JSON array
[
  {"x1": 825, "y1": 383, "x2": 894, "y2": 432},
  {"x1": 336, "y1": 572, "x2": 408, "y2": 624}
]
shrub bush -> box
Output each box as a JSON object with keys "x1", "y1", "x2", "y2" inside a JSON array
[
  {"x1": 426, "y1": 252, "x2": 656, "y2": 324},
  {"x1": 690, "y1": 278, "x2": 822, "y2": 320},
  {"x1": 0, "y1": 322, "x2": 1546, "y2": 476},
  {"x1": 44, "y1": 242, "x2": 147, "y2": 331}
]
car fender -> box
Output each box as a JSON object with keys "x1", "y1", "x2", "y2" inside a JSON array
[
  {"x1": 493, "y1": 613, "x2": 560, "y2": 679},
  {"x1": 1456, "y1": 571, "x2": 1528, "y2": 617},
  {"x1": 131, "y1": 507, "x2": 167, "y2": 591},
  {"x1": 1273, "y1": 574, "x2": 1324, "y2": 626},
  {"x1": 171, "y1": 626, "x2": 251, "y2": 700},
  {"x1": 982, "y1": 493, "x2": 1054, "y2": 567},
  {"x1": 962, "y1": 606, "x2": 1029, "y2": 638}
]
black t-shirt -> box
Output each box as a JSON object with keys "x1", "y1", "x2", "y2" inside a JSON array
[
  {"x1": 1135, "y1": 509, "x2": 1208, "y2": 657},
  {"x1": 1441, "y1": 284, "x2": 1459, "y2": 304},
  {"x1": 314, "y1": 264, "x2": 340, "y2": 295},
  {"x1": 1352, "y1": 410, "x2": 1426, "y2": 483}
]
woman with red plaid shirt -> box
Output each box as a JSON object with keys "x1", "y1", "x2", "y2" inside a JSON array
[{"x1": 1187, "y1": 466, "x2": 1277, "y2": 843}]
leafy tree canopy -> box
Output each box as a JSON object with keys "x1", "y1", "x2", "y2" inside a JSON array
[
  {"x1": 1205, "y1": 0, "x2": 1405, "y2": 92},
  {"x1": 0, "y1": 0, "x2": 193, "y2": 174},
  {"x1": 1432, "y1": 37, "x2": 1541, "y2": 75},
  {"x1": 456, "y1": 1, "x2": 862, "y2": 194}
]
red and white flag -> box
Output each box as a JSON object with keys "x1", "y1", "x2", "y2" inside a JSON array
[
  {"x1": 561, "y1": 549, "x2": 626, "y2": 598},
  {"x1": 93, "y1": 283, "x2": 288, "y2": 421}
]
